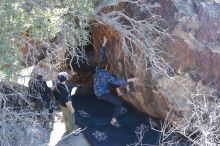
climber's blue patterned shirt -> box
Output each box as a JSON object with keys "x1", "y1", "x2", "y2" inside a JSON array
[
  {"x1": 94, "y1": 66, "x2": 127, "y2": 96},
  {"x1": 94, "y1": 47, "x2": 127, "y2": 96}
]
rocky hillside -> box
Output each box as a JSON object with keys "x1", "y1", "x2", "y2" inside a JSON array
[{"x1": 20, "y1": 0, "x2": 220, "y2": 120}]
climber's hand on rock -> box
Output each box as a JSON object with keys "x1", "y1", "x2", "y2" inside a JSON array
[
  {"x1": 102, "y1": 36, "x2": 107, "y2": 47},
  {"x1": 128, "y1": 77, "x2": 139, "y2": 83}
]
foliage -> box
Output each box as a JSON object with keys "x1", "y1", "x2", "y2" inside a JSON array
[
  {"x1": 0, "y1": 1, "x2": 94, "y2": 145},
  {"x1": 159, "y1": 90, "x2": 220, "y2": 146},
  {"x1": 0, "y1": 0, "x2": 94, "y2": 80}
]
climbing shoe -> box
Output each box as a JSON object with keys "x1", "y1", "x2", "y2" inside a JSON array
[{"x1": 111, "y1": 121, "x2": 121, "y2": 128}]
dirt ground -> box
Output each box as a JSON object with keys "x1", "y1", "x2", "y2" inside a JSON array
[{"x1": 47, "y1": 112, "x2": 91, "y2": 146}]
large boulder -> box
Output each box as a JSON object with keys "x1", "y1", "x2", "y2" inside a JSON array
[{"x1": 91, "y1": 0, "x2": 220, "y2": 119}]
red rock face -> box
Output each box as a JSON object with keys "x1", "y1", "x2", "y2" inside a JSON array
[
  {"x1": 91, "y1": 0, "x2": 220, "y2": 119},
  {"x1": 161, "y1": 1, "x2": 220, "y2": 89},
  {"x1": 164, "y1": 38, "x2": 220, "y2": 88},
  {"x1": 195, "y1": 3, "x2": 220, "y2": 43}
]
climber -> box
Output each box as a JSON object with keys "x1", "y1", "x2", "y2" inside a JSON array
[
  {"x1": 94, "y1": 36, "x2": 138, "y2": 128},
  {"x1": 54, "y1": 72, "x2": 76, "y2": 133}
]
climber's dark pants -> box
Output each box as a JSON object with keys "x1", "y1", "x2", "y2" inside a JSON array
[{"x1": 98, "y1": 93, "x2": 123, "y2": 118}]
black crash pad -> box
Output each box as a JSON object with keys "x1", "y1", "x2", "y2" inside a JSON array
[{"x1": 72, "y1": 95, "x2": 161, "y2": 146}]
